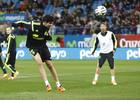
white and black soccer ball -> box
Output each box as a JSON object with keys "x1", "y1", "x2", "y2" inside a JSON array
[{"x1": 95, "y1": 6, "x2": 107, "y2": 16}]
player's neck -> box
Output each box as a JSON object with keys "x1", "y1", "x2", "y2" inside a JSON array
[{"x1": 101, "y1": 31, "x2": 107, "y2": 36}]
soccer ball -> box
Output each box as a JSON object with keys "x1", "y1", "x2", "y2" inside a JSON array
[{"x1": 95, "y1": 6, "x2": 107, "y2": 16}]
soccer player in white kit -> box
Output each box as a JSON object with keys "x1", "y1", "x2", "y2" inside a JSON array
[{"x1": 92, "y1": 22, "x2": 117, "y2": 85}]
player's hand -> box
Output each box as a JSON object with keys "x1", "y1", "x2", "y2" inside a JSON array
[
  {"x1": 113, "y1": 48, "x2": 116, "y2": 53},
  {"x1": 6, "y1": 53, "x2": 10, "y2": 57},
  {"x1": 91, "y1": 51, "x2": 94, "y2": 55},
  {"x1": 113, "y1": 50, "x2": 115, "y2": 53}
]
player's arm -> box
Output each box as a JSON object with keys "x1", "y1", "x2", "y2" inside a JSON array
[
  {"x1": 43, "y1": 26, "x2": 52, "y2": 41},
  {"x1": 15, "y1": 20, "x2": 41, "y2": 25},
  {"x1": 92, "y1": 37, "x2": 99, "y2": 55},
  {"x1": 15, "y1": 21, "x2": 31, "y2": 24},
  {"x1": 112, "y1": 33, "x2": 117, "y2": 51},
  {"x1": 15, "y1": 21, "x2": 42, "y2": 32},
  {"x1": 12, "y1": 21, "x2": 31, "y2": 29},
  {"x1": 44, "y1": 31, "x2": 52, "y2": 41}
]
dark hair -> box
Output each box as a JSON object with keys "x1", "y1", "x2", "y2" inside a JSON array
[
  {"x1": 100, "y1": 22, "x2": 109, "y2": 29},
  {"x1": 43, "y1": 15, "x2": 54, "y2": 23}
]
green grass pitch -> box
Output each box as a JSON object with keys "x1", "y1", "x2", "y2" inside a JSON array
[{"x1": 0, "y1": 60, "x2": 140, "y2": 100}]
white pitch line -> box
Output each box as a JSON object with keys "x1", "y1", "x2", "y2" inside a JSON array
[{"x1": 0, "y1": 73, "x2": 92, "y2": 79}]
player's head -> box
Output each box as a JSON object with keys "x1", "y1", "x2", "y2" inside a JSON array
[
  {"x1": 100, "y1": 22, "x2": 108, "y2": 33},
  {"x1": 43, "y1": 15, "x2": 54, "y2": 28},
  {"x1": 32, "y1": 10, "x2": 44, "y2": 21},
  {"x1": 6, "y1": 27, "x2": 14, "y2": 35}
]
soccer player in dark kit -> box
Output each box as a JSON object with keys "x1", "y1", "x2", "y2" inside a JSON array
[
  {"x1": 15, "y1": 15, "x2": 65, "y2": 92},
  {"x1": 4, "y1": 27, "x2": 19, "y2": 80}
]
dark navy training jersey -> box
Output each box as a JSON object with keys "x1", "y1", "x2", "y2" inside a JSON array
[
  {"x1": 6, "y1": 34, "x2": 16, "y2": 53},
  {"x1": 15, "y1": 21, "x2": 52, "y2": 49},
  {"x1": 26, "y1": 23, "x2": 51, "y2": 48}
]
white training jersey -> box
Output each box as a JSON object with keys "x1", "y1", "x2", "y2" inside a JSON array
[{"x1": 97, "y1": 31, "x2": 114, "y2": 53}]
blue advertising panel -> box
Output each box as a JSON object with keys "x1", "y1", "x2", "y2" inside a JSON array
[
  {"x1": 0, "y1": 14, "x2": 26, "y2": 22},
  {"x1": 64, "y1": 35, "x2": 94, "y2": 48},
  {"x1": 1, "y1": 48, "x2": 140, "y2": 60},
  {"x1": 2, "y1": 48, "x2": 31, "y2": 59}
]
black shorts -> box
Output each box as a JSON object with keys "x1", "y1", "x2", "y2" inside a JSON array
[
  {"x1": 98, "y1": 51, "x2": 114, "y2": 69},
  {"x1": 29, "y1": 46, "x2": 51, "y2": 62},
  {"x1": 5, "y1": 51, "x2": 16, "y2": 67}
]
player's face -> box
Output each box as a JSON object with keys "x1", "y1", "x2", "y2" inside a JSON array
[
  {"x1": 43, "y1": 22, "x2": 53, "y2": 28},
  {"x1": 6, "y1": 27, "x2": 12, "y2": 35},
  {"x1": 100, "y1": 24, "x2": 107, "y2": 32}
]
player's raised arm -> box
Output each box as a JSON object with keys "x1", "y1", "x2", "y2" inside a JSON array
[
  {"x1": 111, "y1": 33, "x2": 117, "y2": 52},
  {"x1": 12, "y1": 20, "x2": 31, "y2": 29},
  {"x1": 15, "y1": 21, "x2": 31, "y2": 24},
  {"x1": 15, "y1": 20, "x2": 41, "y2": 25},
  {"x1": 92, "y1": 37, "x2": 99, "y2": 55}
]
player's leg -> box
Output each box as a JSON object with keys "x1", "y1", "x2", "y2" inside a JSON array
[
  {"x1": 0, "y1": 54, "x2": 7, "y2": 73},
  {"x1": 31, "y1": 50, "x2": 51, "y2": 92},
  {"x1": 92, "y1": 54, "x2": 106, "y2": 85},
  {"x1": 45, "y1": 60, "x2": 59, "y2": 82},
  {"x1": 0, "y1": 48, "x2": 7, "y2": 73},
  {"x1": 8, "y1": 52, "x2": 19, "y2": 80},
  {"x1": 0, "y1": 53, "x2": 8, "y2": 78},
  {"x1": 107, "y1": 52, "x2": 117, "y2": 85},
  {"x1": 4, "y1": 53, "x2": 17, "y2": 74},
  {"x1": 41, "y1": 47, "x2": 65, "y2": 92},
  {"x1": 110, "y1": 69, "x2": 117, "y2": 85},
  {"x1": 45, "y1": 60, "x2": 65, "y2": 92}
]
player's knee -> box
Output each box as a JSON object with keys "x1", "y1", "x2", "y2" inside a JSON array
[
  {"x1": 34, "y1": 57, "x2": 43, "y2": 66},
  {"x1": 46, "y1": 63, "x2": 52, "y2": 69},
  {"x1": 36, "y1": 61, "x2": 44, "y2": 66},
  {"x1": 98, "y1": 65, "x2": 102, "y2": 69},
  {"x1": 97, "y1": 67, "x2": 101, "y2": 72},
  {"x1": 110, "y1": 66, "x2": 114, "y2": 69},
  {"x1": 109, "y1": 62, "x2": 114, "y2": 69},
  {"x1": 45, "y1": 61, "x2": 53, "y2": 69}
]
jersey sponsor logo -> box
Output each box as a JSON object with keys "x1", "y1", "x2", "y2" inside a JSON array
[
  {"x1": 33, "y1": 34, "x2": 39, "y2": 38},
  {"x1": 35, "y1": 30, "x2": 39, "y2": 32},
  {"x1": 102, "y1": 42, "x2": 106, "y2": 46}
]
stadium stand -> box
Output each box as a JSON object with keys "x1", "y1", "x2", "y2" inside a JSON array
[{"x1": 0, "y1": 0, "x2": 140, "y2": 35}]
